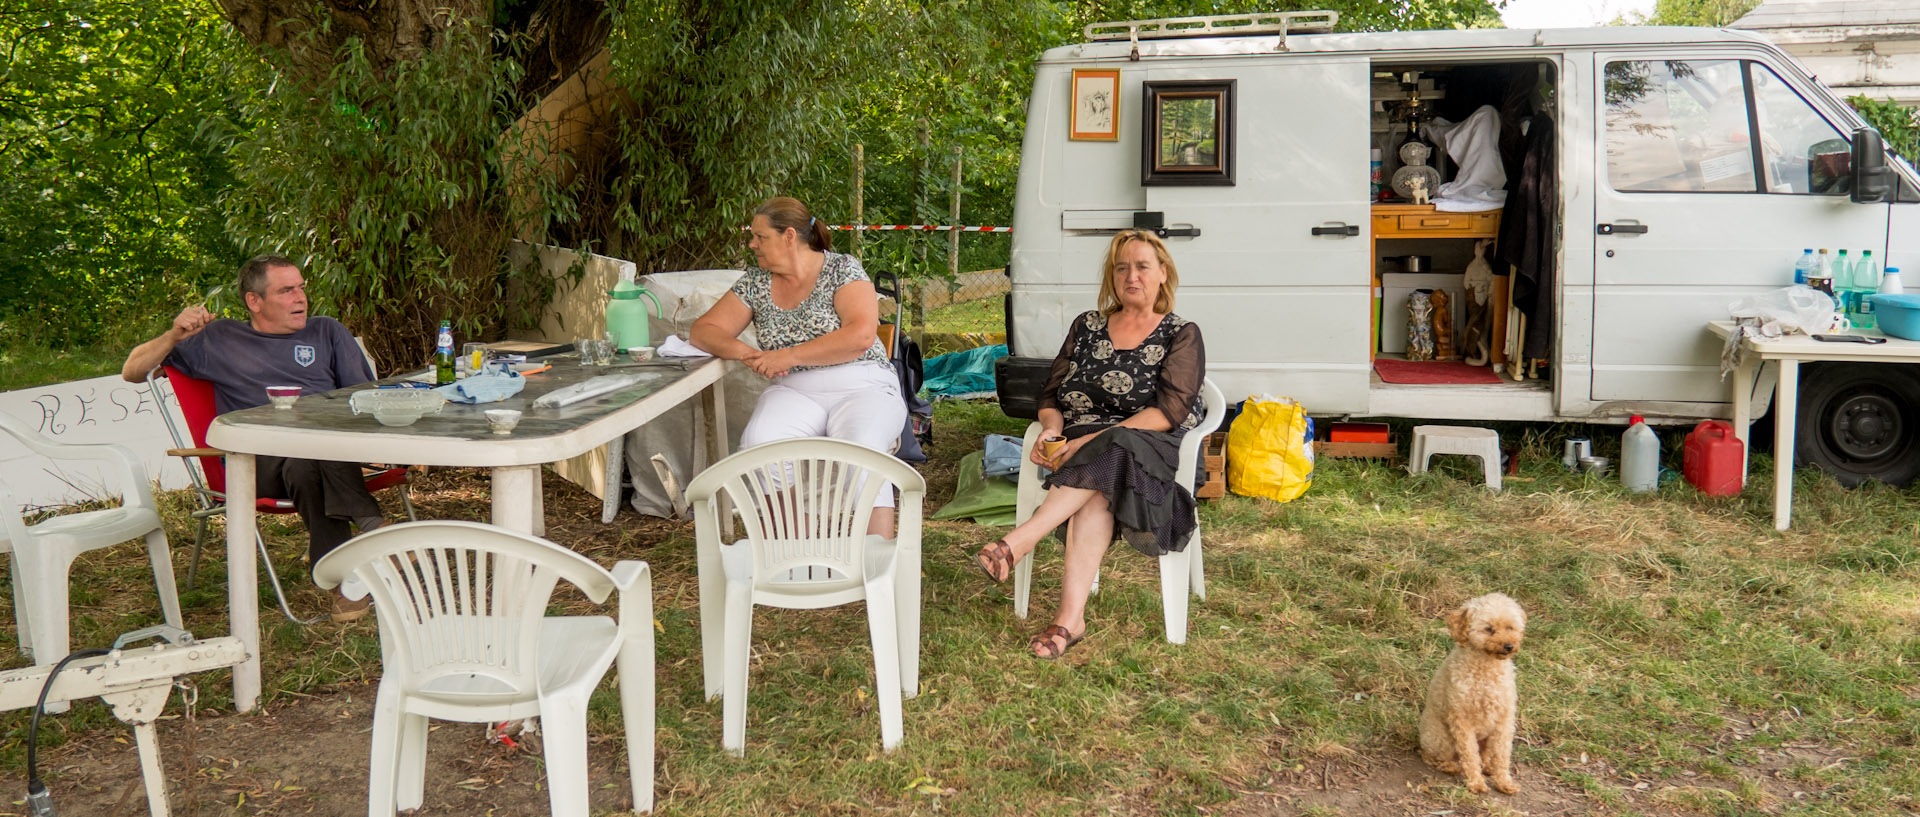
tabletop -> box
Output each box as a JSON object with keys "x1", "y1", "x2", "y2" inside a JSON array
[{"x1": 208, "y1": 356, "x2": 725, "y2": 467}]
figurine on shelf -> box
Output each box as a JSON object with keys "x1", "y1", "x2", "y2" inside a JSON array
[
  {"x1": 1461, "y1": 239, "x2": 1495, "y2": 367},
  {"x1": 1407, "y1": 174, "x2": 1430, "y2": 206}
]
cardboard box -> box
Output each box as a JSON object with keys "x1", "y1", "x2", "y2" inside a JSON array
[
  {"x1": 1380, "y1": 272, "x2": 1464, "y2": 355},
  {"x1": 1196, "y1": 432, "x2": 1227, "y2": 499}
]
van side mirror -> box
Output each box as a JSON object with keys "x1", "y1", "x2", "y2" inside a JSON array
[{"x1": 1851, "y1": 127, "x2": 1894, "y2": 203}]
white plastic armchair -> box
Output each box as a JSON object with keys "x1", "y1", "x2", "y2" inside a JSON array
[
  {"x1": 311, "y1": 521, "x2": 655, "y2": 816},
  {"x1": 0, "y1": 411, "x2": 183, "y2": 668},
  {"x1": 684, "y1": 437, "x2": 926, "y2": 755},
  {"x1": 1011, "y1": 377, "x2": 1225, "y2": 644}
]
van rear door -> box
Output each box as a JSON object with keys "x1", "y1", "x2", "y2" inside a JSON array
[
  {"x1": 1140, "y1": 58, "x2": 1372, "y2": 411},
  {"x1": 1590, "y1": 53, "x2": 1888, "y2": 404}
]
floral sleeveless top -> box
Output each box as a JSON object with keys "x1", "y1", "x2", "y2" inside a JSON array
[{"x1": 731, "y1": 252, "x2": 889, "y2": 372}]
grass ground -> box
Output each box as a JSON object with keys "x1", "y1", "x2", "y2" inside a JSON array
[{"x1": 3, "y1": 399, "x2": 1919, "y2": 816}]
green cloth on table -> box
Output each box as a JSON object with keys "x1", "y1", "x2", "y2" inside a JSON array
[{"x1": 931, "y1": 450, "x2": 1018, "y2": 527}]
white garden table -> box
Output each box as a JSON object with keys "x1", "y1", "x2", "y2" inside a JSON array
[
  {"x1": 207, "y1": 356, "x2": 728, "y2": 712},
  {"x1": 1709, "y1": 321, "x2": 1920, "y2": 531}
]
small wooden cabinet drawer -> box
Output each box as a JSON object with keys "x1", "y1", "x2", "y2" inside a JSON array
[{"x1": 1395, "y1": 212, "x2": 1496, "y2": 233}]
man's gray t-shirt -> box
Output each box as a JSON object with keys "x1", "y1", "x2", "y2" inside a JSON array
[{"x1": 165, "y1": 317, "x2": 373, "y2": 416}]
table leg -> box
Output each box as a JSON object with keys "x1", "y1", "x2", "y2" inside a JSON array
[
  {"x1": 227, "y1": 453, "x2": 260, "y2": 713},
  {"x1": 1731, "y1": 352, "x2": 1756, "y2": 487},
  {"x1": 705, "y1": 375, "x2": 732, "y2": 523},
  {"x1": 492, "y1": 465, "x2": 540, "y2": 534},
  {"x1": 1773, "y1": 359, "x2": 1799, "y2": 531}
]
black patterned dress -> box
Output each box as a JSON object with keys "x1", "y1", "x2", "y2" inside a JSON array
[{"x1": 1038, "y1": 310, "x2": 1206, "y2": 557}]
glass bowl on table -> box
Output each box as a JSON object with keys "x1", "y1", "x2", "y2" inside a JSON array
[{"x1": 349, "y1": 388, "x2": 448, "y2": 427}]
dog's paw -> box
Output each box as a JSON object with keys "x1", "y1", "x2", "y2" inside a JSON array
[
  {"x1": 1464, "y1": 777, "x2": 1490, "y2": 794},
  {"x1": 1431, "y1": 760, "x2": 1462, "y2": 775},
  {"x1": 1492, "y1": 775, "x2": 1518, "y2": 794}
]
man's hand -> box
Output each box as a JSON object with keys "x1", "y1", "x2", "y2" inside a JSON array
[{"x1": 172, "y1": 305, "x2": 215, "y2": 340}]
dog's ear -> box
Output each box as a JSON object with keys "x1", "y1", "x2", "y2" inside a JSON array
[{"x1": 1445, "y1": 605, "x2": 1468, "y2": 644}]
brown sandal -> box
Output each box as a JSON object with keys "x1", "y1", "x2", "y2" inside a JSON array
[
  {"x1": 974, "y1": 539, "x2": 1015, "y2": 583},
  {"x1": 1029, "y1": 624, "x2": 1086, "y2": 660}
]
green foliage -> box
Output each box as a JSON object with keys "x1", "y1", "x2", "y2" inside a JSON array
[
  {"x1": 216, "y1": 19, "x2": 574, "y2": 369},
  {"x1": 1848, "y1": 94, "x2": 1920, "y2": 163},
  {"x1": 0, "y1": 0, "x2": 241, "y2": 349},
  {"x1": 1634, "y1": 0, "x2": 1760, "y2": 26}
]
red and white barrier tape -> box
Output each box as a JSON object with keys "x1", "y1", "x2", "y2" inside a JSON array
[{"x1": 828, "y1": 224, "x2": 1012, "y2": 233}]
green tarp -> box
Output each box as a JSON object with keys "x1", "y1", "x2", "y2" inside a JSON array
[{"x1": 930, "y1": 450, "x2": 1018, "y2": 527}]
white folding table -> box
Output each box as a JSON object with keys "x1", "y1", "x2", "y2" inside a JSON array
[
  {"x1": 207, "y1": 357, "x2": 728, "y2": 711},
  {"x1": 1708, "y1": 321, "x2": 1920, "y2": 531}
]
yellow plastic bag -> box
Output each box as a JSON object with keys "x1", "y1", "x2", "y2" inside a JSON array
[{"x1": 1226, "y1": 395, "x2": 1315, "y2": 502}]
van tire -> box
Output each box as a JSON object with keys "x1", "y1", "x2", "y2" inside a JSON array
[{"x1": 1794, "y1": 362, "x2": 1920, "y2": 488}]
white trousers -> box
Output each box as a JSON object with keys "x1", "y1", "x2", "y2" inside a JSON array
[{"x1": 741, "y1": 362, "x2": 906, "y2": 507}]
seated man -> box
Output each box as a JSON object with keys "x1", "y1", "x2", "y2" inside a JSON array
[{"x1": 123, "y1": 254, "x2": 384, "y2": 620}]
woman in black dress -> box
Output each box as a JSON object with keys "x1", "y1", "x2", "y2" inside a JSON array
[{"x1": 974, "y1": 229, "x2": 1206, "y2": 658}]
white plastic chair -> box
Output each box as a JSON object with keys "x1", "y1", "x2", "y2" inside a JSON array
[
  {"x1": 1011, "y1": 377, "x2": 1225, "y2": 644},
  {"x1": 0, "y1": 411, "x2": 184, "y2": 667},
  {"x1": 685, "y1": 437, "x2": 925, "y2": 755},
  {"x1": 311, "y1": 521, "x2": 655, "y2": 816}
]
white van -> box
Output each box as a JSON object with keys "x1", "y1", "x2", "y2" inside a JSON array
[{"x1": 995, "y1": 12, "x2": 1920, "y2": 486}]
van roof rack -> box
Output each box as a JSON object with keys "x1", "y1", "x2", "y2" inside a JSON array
[{"x1": 1084, "y1": 11, "x2": 1339, "y2": 53}]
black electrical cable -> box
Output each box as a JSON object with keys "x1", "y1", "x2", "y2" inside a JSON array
[{"x1": 26, "y1": 647, "x2": 111, "y2": 812}]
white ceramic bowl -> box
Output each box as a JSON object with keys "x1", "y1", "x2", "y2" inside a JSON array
[
  {"x1": 349, "y1": 389, "x2": 447, "y2": 427},
  {"x1": 266, "y1": 385, "x2": 302, "y2": 409},
  {"x1": 484, "y1": 409, "x2": 522, "y2": 435},
  {"x1": 627, "y1": 346, "x2": 656, "y2": 363}
]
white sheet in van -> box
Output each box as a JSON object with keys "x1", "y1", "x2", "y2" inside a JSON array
[{"x1": 1430, "y1": 105, "x2": 1507, "y2": 213}]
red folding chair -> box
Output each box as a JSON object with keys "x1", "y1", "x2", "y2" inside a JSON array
[{"x1": 149, "y1": 365, "x2": 416, "y2": 623}]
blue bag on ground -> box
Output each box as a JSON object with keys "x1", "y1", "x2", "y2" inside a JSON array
[{"x1": 982, "y1": 433, "x2": 1025, "y2": 477}]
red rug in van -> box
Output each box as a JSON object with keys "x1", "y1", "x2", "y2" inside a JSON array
[{"x1": 1373, "y1": 359, "x2": 1505, "y2": 385}]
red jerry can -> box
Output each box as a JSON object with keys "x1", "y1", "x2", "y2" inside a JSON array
[{"x1": 1683, "y1": 420, "x2": 1744, "y2": 496}]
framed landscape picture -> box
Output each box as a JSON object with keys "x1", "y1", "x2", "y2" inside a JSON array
[
  {"x1": 1070, "y1": 69, "x2": 1121, "y2": 141},
  {"x1": 1142, "y1": 79, "x2": 1236, "y2": 186}
]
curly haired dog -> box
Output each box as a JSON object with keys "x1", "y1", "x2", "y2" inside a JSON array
[{"x1": 1419, "y1": 593, "x2": 1526, "y2": 794}]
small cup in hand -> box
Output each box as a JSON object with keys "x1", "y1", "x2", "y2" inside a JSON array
[{"x1": 1041, "y1": 435, "x2": 1067, "y2": 461}]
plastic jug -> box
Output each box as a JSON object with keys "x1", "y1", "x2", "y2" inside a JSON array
[
  {"x1": 1682, "y1": 420, "x2": 1744, "y2": 496},
  {"x1": 606, "y1": 270, "x2": 663, "y2": 351},
  {"x1": 1620, "y1": 415, "x2": 1659, "y2": 493}
]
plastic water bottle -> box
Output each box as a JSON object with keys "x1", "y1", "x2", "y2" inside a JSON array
[
  {"x1": 1852, "y1": 251, "x2": 1879, "y2": 329},
  {"x1": 1833, "y1": 250, "x2": 1854, "y2": 317},
  {"x1": 1881, "y1": 266, "x2": 1905, "y2": 296},
  {"x1": 1792, "y1": 248, "x2": 1815, "y2": 285},
  {"x1": 1621, "y1": 415, "x2": 1659, "y2": 493}
]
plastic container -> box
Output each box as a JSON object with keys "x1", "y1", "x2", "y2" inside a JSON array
[
  {"x1": 1871, "y1": 292, "x2": 1920, "y2": 340},
  {"x1": 607, "y1": 269, "x2": 663, "y2": 351},
  {"x1": 1621, "y1": 415, "x2": 1659, "y2": 493},
  {"x1": 1682, "y1": 420, "x2": 1743, "y2": 496},
  {"x1": 1879, "y1": 266, "x2": 1905, "y2": 296},
  {"x1": 1793, "y1": 248, "x2": 1815, "y2": 285},
  {"x1": 349, "y1": 388, "x2": 447, "y2": 427}
]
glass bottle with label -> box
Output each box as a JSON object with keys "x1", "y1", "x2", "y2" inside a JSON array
[{"x1": 434, "y1": 319, "x2": 456, "y2": 385}]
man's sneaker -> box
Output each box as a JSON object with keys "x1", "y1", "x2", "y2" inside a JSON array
[{"x1": 331, "y1": 587, "x2": 373, "y2": 623}]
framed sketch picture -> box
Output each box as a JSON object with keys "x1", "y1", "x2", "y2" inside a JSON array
[
  {"x1": 1070, "y1": 69, "x2": 1121, "y2": 141},
  {"x1": 1142, "y1": 79, "x2": 1236, "y2": 186}
]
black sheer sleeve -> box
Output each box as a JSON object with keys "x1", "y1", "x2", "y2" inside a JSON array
[
  {"x1": 1154, "y1": 322, "x2": 1205, "y2": 428},
  {"x1": 1036, "y1": 316, "x2": 1084, "y2": 415}
]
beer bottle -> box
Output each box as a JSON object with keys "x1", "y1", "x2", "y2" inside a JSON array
[{"x1": 434, "y1": 319, "x2": 456, "y2": 385}]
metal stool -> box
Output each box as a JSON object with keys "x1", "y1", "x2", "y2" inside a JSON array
[{"x1": 1409, "y1": 425, "x2": 1502, "y2": 490}]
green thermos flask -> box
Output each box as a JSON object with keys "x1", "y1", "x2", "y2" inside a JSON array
[{"x1": 606, "y1": 272, "x2": 663, "y2": 351}]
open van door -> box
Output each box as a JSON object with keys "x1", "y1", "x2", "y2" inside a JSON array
[
  {"x1": 1138, "y1": 58, "x2": 1374, "y2": 411},
  {"x1": 1590, "y1": 54, "x2": 1888, "y2": 405}
]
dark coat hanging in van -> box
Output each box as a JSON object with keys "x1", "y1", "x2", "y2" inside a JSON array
[{"x1": 1496, "y1": 113, "x2": 1556, "y2": 361}]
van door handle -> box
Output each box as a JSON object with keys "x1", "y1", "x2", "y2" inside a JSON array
[
  {"x1": 1312, "y1": 223, "x2": 1360, "y2": 237},
  {"x1": 1597, "y1": 222, "x2": 1649, "y2": 235}
]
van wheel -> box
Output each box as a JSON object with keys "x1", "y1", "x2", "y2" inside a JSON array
[{"x1": 1794, "y1": 363, "x2": 1920, "y2": 488}]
